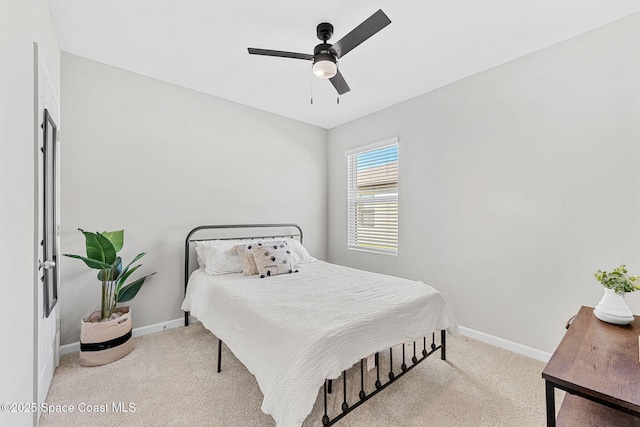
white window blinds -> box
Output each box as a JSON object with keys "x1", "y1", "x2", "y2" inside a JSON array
[{"x1": 346, "y1": 138, "x2": 398, "y2": 255}]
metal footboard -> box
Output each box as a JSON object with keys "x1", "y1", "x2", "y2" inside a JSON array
[
  {"x1": 321, "y1": 330, "x2": 446, "y2": 426},
  {"x1": 213, "y1": 330, "x2": 446, "y2": 426}
]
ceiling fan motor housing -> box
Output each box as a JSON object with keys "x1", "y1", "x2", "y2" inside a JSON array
[{"x1": 314, "y1": 43, "x2": 334, "y2": 58}]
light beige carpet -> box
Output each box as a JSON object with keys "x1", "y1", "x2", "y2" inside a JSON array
[{"x1": 40, "y1": 322, "x2": 560, "y2": 426}]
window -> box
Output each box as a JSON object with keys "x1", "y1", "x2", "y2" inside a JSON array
[{"x1": 346, "y1": 138, "x2": 398, "y2": 255}]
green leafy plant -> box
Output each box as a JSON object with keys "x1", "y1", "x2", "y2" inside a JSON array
[
  {"x1": 63, "y1": 229, "x2": 156, "y2": 320},
  {"x1": 594, "y1": 264, "x2": 640, "y2": 294}
]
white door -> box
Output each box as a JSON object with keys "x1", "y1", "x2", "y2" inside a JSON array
[{"x1": 36, "y1": 45, "x2": 60, "y2": 411}]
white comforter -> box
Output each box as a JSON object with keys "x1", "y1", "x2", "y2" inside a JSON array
[{"x1": 181, "y1": 260, "x2": 458, "y2": 427}]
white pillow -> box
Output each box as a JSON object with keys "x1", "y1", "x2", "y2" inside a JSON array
[
  {"x1": 194, "y1": 243, "x2": 212, "y2": 269},
  {"x1": 195, "y1": 240, "x2": 236, "y2": 268},
  {"x1": 195, "y1": 240, "x2": 244, "y2": 275},
  {"x1": 283, "y1": 238, "x2": 314, "y2": 264}
]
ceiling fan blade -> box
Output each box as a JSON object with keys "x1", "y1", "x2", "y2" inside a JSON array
[
  {"x1": 329, "y1": 70, "x2": 351, "y2": 95},
  {"x1": 331, "y1": 9, "x2": 391, "y2": 59},
  {"x1": 247, "y1": 48, "x2": 313, "y2": 61}
]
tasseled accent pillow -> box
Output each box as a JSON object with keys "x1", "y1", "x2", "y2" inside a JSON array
[{"x1": 252, "y1": 241, "x2": 298, "y2": 278}]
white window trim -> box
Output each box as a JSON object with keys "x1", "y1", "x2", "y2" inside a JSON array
[{"x1": 345, "y1": 137, "x2": 398, "y2": 156}]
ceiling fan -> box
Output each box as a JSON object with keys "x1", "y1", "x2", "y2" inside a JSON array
[{"x1": 247, "y1": 9, "x2": 391, "y2": 95}]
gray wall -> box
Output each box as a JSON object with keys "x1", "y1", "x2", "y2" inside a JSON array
[
  {"x1": 0, "y1": 0, "x2": 60, "y2": 426},
  {"x1": 59, "y1": 53, "x2": 328, "y2": 345},
  {"x1": 327, "y1": 14, "x2": 640, "y2": 353}
]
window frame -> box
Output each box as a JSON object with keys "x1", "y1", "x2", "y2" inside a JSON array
[{"x1": 345, "y1": 137, "x2": 399, "y2": 256}]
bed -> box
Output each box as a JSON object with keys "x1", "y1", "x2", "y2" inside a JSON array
[{"x1": 181, "y1": 224, "x2": 458, "y2": 427}]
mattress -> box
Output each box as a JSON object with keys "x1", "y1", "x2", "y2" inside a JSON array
[{"x1": 181, "y1": 259, "x2": 458, "y2": 427}]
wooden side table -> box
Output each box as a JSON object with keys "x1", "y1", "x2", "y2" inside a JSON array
[{"x1": 542, "y1": 306, "x2": 640, "y2": 426}]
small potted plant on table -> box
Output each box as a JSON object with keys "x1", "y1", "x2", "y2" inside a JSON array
[
  {"x1": 593, "y1": 264, "x2": 640, "y2": 325},
  {"x1": 64, "y1": 229, "x2": 156, "y2": 366}
]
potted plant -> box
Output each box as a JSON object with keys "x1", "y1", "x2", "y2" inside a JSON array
[
  {"x1": 64, "y1": 229, "x2": 156, "y2": 366},
  {"x1": 593, "y1": 264, "x2": 640, "y2": 325}
]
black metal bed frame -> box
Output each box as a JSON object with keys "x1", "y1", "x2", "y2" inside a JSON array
[{"x1": 183, "y1": 224, "x2": 446, "y2": 426}]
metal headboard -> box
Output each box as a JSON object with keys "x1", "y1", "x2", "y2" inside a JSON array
[{"x1": 183, "y1": 223, "x2": 303, "y2": 326}]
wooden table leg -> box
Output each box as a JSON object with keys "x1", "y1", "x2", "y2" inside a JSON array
[{"x1": 545, "y1": 380, "x2": 556, "y2": 427}]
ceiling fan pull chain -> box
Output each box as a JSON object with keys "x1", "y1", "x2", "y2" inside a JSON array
[{"x1": 337, "y1": 96, "x2": 340, "y2": 105}]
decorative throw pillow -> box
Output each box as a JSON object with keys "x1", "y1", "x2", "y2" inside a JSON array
[
  {"x1": 230, "y1": 244, "x2": 259, "y2": 276},
  {"x1": 252, "y1": 241, "x2": 298, "y2": 278},
  {"x1": 259, "y1": 238, "x2": 314, "y2": 267}
]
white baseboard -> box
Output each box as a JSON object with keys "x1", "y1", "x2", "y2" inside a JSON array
[
  {"x1": 59, "y1": 317, "x2": 551, "y2": 362},
  {"x1": 59, "y1": 316, "x2": 190, "y2": 356},
  {"x1": 458, "y1": 325, "x2": 552, "y2": 363}
]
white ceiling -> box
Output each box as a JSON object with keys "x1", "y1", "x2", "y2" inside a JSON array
[{"x1": 48, "y1": 1, "x2": 640, "y2": 129}]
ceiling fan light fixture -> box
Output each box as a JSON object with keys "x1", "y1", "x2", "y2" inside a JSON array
[{"x1": 313, "y1": 53, "x2": 337, "y2": 79}]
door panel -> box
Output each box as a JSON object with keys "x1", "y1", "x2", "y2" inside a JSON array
[{"x1": 36, "y1": 45, "x2": 60, "y2": 411}]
